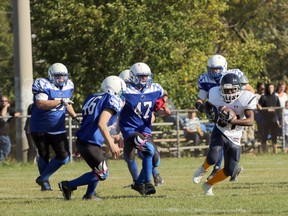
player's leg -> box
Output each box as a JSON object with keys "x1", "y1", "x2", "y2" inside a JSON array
[
  {"x1": 31, "y1": 132, "x2": 52, "y2": 191},
  {"x1": 207, "y1": 149, "x2": 223, "y2": 181},
  {"x1": 193, "y1": 127, "x2": 223, "y2": 184},
  {"x1": 132, "y1": 133, "x2": 156, "y2": 195},
  {"x1": 59, "y1": 140, "x2": 105, "y2": 200},
  {"x1": 124, "y1": 136, "x2": 138, "y2": 182},
  {"x1": 204, "y1": 139, "x2": 241, "y2": 195},
  {"x1": 40, "y1": 133, "x2": 70, "y2": 181}
]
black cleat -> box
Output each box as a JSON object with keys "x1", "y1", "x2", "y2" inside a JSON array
[
  {"x1": 145, "y1": 182, "x2": 156, "y2": 195},
  {"x1": 82, "y1": 193, "x2": 102, "y2": 201},
  {"x1": 58, "y1": 181, "x2": 77, "y2": 200},
  {"x1": 131, "y1": 182, "x2": 146, "y2": 195},
  {"x1": 36, "y1": 176, "x2": 52, "y2": 191},
  {"x1": 153, "y1": 173, "x2": 164, "y2": 187}
]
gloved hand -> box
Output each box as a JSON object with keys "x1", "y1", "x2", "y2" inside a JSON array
[
  {"x1": 61, "y1": 98, "x2": 74, "y2": 106},
  {"x1": 217, "y1": 109, "x2": 233, "y2": 127},
  {"x1": 195, "y1": 101, "x2": 205, "y2": 113},
  {"x1": 72, "y1": 116, "x2": 81, "y2": 128},
  {"x1": 204, "y1": 101, "x2": 217, "y2": 123}
]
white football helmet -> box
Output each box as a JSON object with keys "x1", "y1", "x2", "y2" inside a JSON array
[
  {"x1": 129, "y1": 62, "x2": 152, "y2": 88},
  {"x1": 220, "y1": 73, "x2": 241, "y2": 103},
  {"x1": 119, "y1": 69, "x2": 131, "y2": 84},
  {"x1": 207, "y1": 54, "x2": 227, "y2": 81},
  {"x1": 101, "y1": 76, "x2": 127, "y2": 96},
  {"x1": 48, "y1": 63, "x2": 69, "y2": 87}
]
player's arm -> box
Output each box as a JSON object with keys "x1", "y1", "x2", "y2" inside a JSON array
[
  {"x1": 35, "y1": 93, "x2": 63, "y2": 110},
  {"x1": 98, "y1": 108, "x2": 120, "y2": 159},
  {"x1": 154, "y1": 97, "x2": 171, "y2": 116},
  {"x1": 230, "y1": 109, "x2": 254, "y2": 126}
]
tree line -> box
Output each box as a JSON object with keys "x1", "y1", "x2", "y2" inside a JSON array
[{"x1": 0, "y1": 0, "x2": 287, "y2": 110}]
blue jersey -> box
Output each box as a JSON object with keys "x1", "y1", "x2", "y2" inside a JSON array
[
  {"x1": 76, "y1": 92, "x2": 124, "y2": 146},
  {"x1": 119, "y1": 83, "x2": 164, "y2": 139},
  {"x1": 197, "y1": 69, "x2": 244, "y2": 101},
  {"x1": 30, "y1": 78, "x2": 74, "y2": 133}
]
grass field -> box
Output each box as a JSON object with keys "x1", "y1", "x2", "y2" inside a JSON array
[{"x1": 1, "y1": 154, "x2": 288, "y2": 216}]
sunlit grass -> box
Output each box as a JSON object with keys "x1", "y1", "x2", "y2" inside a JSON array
[{"x1": 0, "y1": 154, "x2": 288, "y2": 215}]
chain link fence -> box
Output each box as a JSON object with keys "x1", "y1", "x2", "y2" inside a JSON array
[{"x1": 2, "y1": 107, "x2": 287, "y2": 162}]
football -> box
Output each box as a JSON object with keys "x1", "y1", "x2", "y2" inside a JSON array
[{"x1": 218, "y1": 106, "x2": 237, "y2": 120}]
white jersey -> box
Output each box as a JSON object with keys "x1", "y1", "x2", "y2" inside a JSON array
[{"x1": 208, "y1": 86, "x2": 256, "y2": 146}]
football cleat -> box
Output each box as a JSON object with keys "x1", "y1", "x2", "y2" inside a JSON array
[
  {"x1": 58, "y1": 181, "x2": 77, "y2": 200},
  {"x1": 153, "y1": 173, "x2": 164, "y2": 187},
  {"x1": 145, "y1": 182, "x2": 156, "y2": 195},
  {"x1": 82, "y1": 193, "x2": 102, "y2": 201},
  {"x1": 193, "y1": 165, "x2": 207, "y2": 184},
  {"x1": 36, "y1": 176, "x2": 52, "y2": 191},
  {"x1": 202, "y1": 182, "x2": 214, "y2": 196},
  {"x1": 131, "y1": 182, "x2": 146, "y2": 195}
]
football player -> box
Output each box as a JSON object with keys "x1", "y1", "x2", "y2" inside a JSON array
[
  {"x1": 30, "y1": 63, "x2": 79, "y2": 191},
  {"x1": 58, "y1": 76, "x2": 126, "y2": 200},
  {"x1": 195, "y1": 55, "x2": 254, "y2": 180},
  {"x1": 119, "y1": 69, "x2": 164, "y2": 187},
  {"x1": 193, "y1": 72, "x2": 256, "y2": 195},
  {"x1": 119, "y1": 62, "x2": 170, "y2": 195}
]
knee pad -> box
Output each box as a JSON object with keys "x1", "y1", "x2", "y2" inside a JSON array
[
  {"x1": 133, "y1": 134, "x2": 155, "y2": 156},
  {"x1": 93, "y1": 160, "x2": 109, "y2": 181},
  {"x1": 207, "y1": 146, "x2": 222, "y2": 165}
]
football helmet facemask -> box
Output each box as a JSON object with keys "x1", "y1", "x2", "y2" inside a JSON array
[
  {"x1": 220, "y1": 73, "x2": 241, "y2": 103},
  {"x1": 130, "y1": 62, "x2": 152, "y2": 89},
  {"x1": 48, "y1": 63, "x2": 69, "y2": 87},
  {"x1": 207, "y1": 54, "x2": 227, "y2": 81},
  {"x1": 101, "y1": 76, "x2": 127, "y2": 97}
]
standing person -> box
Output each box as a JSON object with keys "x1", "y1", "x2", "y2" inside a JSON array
[
  {"x1": 193, "y1": 73, "x2": 256, "y2": 196},
  {"x1": 30, "y1": 63, "x2": 79, "y2": 191},
  {"x1": 24, "y1": 103, "x2": 37, "y2": 162},
  {"x1": 258, "y1": 83, "x2": 282, "y2": 154},
  {"x1": 119, "y1": 62, "x2": 170, "y2": 195},
  {"x1": 283, "y1": 100, "x2": 288, "y2": 154},
  {"x1": 58, "y1": 76, "x2": 126, "y2": 200},
  {"x1": 275, "y1": 80, "x2": 288, "y2": 108},
  {"x1": 0, "y1": 95, "x2": 20, "y2": 161},
  {"x1": 254, "y1": 82, "x2": 265, "y2": 147}
]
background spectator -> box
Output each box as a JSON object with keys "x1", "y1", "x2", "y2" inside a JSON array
[
  {"x1": 255, "y1": 82, "x2": 265, "y2": 147},
  {"x1": 183, "y1": 110, "x2": 208, "y2": 157},
  {"x1": 275, "y1": 80, "x2": 288, "y2": 108},
  {"x1": 258, "y1": 83, "x2": 282, "y2": 154},
  {"x1": 24, "y1": 103, "x2": 37, "y2": 162},
  {"x1": 283, "y1": 100, "x2": 288, "y2": 154},
  {"x1": 0, "y1": 95, "x2": 20, "y2": 161}
]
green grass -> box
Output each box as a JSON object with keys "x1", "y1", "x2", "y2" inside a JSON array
[{"x1": 1, "y1": 154, "x2": 288, "y2": 216}]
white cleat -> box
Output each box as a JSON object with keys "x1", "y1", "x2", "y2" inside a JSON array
[
  {"x1": 193, "y1": 165, "x2": 207, "y2": 184},
  {"x1": 202, "y1": 182, "x2": 214, "y2": 196}
]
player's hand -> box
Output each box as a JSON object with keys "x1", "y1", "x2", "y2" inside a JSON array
[
  {"x1": 204, "y1": 102, "x2": 217, "y2": 122},
  {"x1": 61, "y1": 98, "x2": 74, "y2": 106},
  {"x1": 217, "y1": 110, "x2": 233, "y2": 127},
  {"x1": 72, "y1": 116, "x2": 81, "y2": 128},
  {"x1": 110, "y1": 144, "x2": 120, "y2": 159}
]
